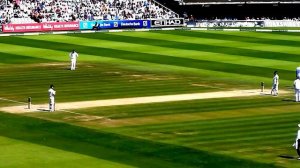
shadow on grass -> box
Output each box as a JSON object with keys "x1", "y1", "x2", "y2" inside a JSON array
[
  {"x1": 282, "y1": 98, "x2": 296, "y2": 102},
  {"x1": 278, "y1": 155, "x2": 295, "y2": 160},
  {"x1": 0, "y1": 112, "x2": 275, "y2": 168},
  {"x1": 0, "y1": 52, "x2": 52, "y2": 64}
]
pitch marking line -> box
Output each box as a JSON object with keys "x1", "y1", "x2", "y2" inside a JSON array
[
  {"x1": 0, "y1": 98, "x2": 27, "y2": 104},
  {"x1": 0, "y1": 97, "x2": 97, "y2": 118},
  {"x1": 0, "y1": 89, "x2": 288, "y2": 113}
]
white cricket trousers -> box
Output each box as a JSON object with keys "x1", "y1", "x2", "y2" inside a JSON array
[
  {"x1": 296, "y1": 89, "x2": 300, "y2": 102},
  {"x1": 71, "y1": 59, "x2": 77, "y2": 70},
  {"x1": 49, "y1": 97, "x2": 55, "y2": 112}
]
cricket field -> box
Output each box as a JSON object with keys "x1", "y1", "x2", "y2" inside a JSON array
[{"x1": 0, "y1": 30, "x2": 300, "y2": 167}]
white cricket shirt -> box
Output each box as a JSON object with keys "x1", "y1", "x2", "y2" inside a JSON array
[
  {"x1": 273, "y1": 74, "x2": 279, "y2": 85},
  {"x1": 295, "y1": 79, "x2": 300, "y2": 90},
  {"x1": 70, "y1": 52, "x2": 78, "y2": 60},
  {"x1": 48, "y1": 88, "x2": 56, "y2": 98}
]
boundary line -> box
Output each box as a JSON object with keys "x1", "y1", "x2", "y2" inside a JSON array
[{"x1": 1, "y1": 27, "x2": 300, "y2": 37}]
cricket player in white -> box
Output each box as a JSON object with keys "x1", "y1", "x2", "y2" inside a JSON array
[
  {"x1": 293, "y1": 124, "x2": 300, "y2": 159},
  {"x1": 296, "y1": 67, "x2": 300, "y2": 79},
  {"x1": 294, "y1": 77, "x2": 300, "y2": 102},
  {"x1": 271, "y1": 71, "x2": 279, "y2": 96},
  {"x1": 69, "y1": 49, "x2": 79, "y2": 70},
  {"x1": 48, "y1": 84, "x2": 56, "y2": 112}
]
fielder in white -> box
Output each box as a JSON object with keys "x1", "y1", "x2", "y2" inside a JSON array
[
  {"x1": 293, "y1": 124, "x2": 300, "y2": 159},
  {"x1": 297, "y1": 67, "x2": 300, "y2": 79},
  {"x1": 48, "y1": 84, "x2": 56, "y2": 112},
  {"x1": 294, "y1": 77, "x2": 300, "y2": 102},
  {"x1": 69, "y1": 49, "x2": 79, "y2": 70},
  {"x1": 271, "y1": 71, "x2": 279, "y2": 96}
]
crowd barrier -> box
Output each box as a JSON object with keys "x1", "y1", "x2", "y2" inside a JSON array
[
  {"x1": 3, "y1": 19, "x2": 300, "y2": 33},
  {"x1": 264, "y1": 20, "x2": 300, "y2": 27},
  {"x1": 195, "y1": 20, "x2": 300, "y2": 28},
  {"x1": 80, "y1": 20, "x2": 151, "y2": 30},
  {"x1": 2, "y1": 22, "x2": 79, "y2": 33},
  {"x1": 1, "y1": 19, "x2": 185, "y2": 33},
  {"x1": 150, "y1": 18, "x2": 184, "y2": 27},
  {"x1": 195, "y1": 20, "x2": 264, "y2": 28}
]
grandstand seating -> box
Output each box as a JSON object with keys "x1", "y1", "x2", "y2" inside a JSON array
[
  {"x1": 0, "y1": 0, "x2": 179, "y2": 24},
  {"x1": 181, "y1": 0, "x2": 300, "y2": 4}
]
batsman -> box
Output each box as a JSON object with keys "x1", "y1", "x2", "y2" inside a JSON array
[{"x1": 48, "y1": 84, "x2": 56, "y2": 112}]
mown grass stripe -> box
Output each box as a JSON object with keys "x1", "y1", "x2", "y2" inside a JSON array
[
  {"x1": 105, "y1": 31, "x2": 300, "y2": 58},
  {"x1": 129, "y1": 118, "x2": 296, "y2": 141},
  {"x1": 68, "y1": 32, "x2": 300, "y2": 63},
  {"x1": 214, "y1": 31, "x2": 300, "y2": 40},
  {"x1": 0, "y1": 37, "x2": 295, "y2": 81},
  {"x1": 121, "y1": 31, "x2": 300, "y2": 43},
  {"x1": 0, "y1": 51, "x2": 53, "y2": 64},
  {"x1": 177, "y1": 126, "x2": 294, "y2": 144},
  {"x1": 0, "y1": 63, "x2": 224, "y2": 104},
  {"x1": 117, "y1": 110, "x2": 300, "y2": 133},
  {"x1": 1, "y1": 30, "x2": 300, "y2": 167},
  {"x1": 76, "y1": 96, "x2": 293, "y2": 119},
  {"x1": 185, "y1": 134, "x2": 293, "y2": 146},
  {"x1": 156, "y1": 120, "x2": 295, "y2": 138},
  {"x1": 193, "y1": 138, "x2": 293, "y2": 149},
  {"x1": 187, "y1": 134, "x2": 295, "y2": 150},
  {"x1": 113, "y1": 113, "x2": 298, "y2": 152},
  {"x1": 0, "y1": 112, "x2": 275, "y2": 168},
  {"x1": 20, "y1": 34, "x2": 300, "y2": 71},
  {"x1": 154, "y1": 31, "x2": 300, "y2": 48}
]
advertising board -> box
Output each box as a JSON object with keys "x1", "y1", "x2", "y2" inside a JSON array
[
  {"x1": 80, "y1": 20, "x2": 151, "y2": 30},
  {"x1": 151, "y1": 19, "x2": 184, "y2": 27},
  {"x1": 2, "y1": 22, "x2": 79, "y2": 33}
]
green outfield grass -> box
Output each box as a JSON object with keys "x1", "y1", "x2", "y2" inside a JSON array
[{"x1": 1, "y1": 30, "x2": 300, "y2": 167}]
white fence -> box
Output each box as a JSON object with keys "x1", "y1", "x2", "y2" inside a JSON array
[
  {"x1": 264, "y1": 20, "x2": 300, "y2": 27},
  {"x1": 194, "y1": 20, "x2": 300, "y2": 27}
]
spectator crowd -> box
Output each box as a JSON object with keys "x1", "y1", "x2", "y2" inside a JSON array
[
  {"x1": 193, "y1": 16, "x2": 300, "y2": 27},
  {"x1": 0, "y1": 0, "x2": 178, "y2": 24}
]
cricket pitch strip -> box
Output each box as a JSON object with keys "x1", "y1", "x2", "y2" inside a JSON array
[{"x1": 0, "y1": 89, "x2": 289, "y2": 113}]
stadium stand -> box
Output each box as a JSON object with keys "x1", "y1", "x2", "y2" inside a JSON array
[
  {"x1": 179, "y1": 0, "x2": 300, "y2": 4},
  {"x1": 0, "y1": 0, "x2": 5, "y2": 24},
  {"x1": 0, "y1": 0, "x2": 179, "y2": 24},
  {"x1": 154, "y1": 0, "x2": 300, "y2": 20}
]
